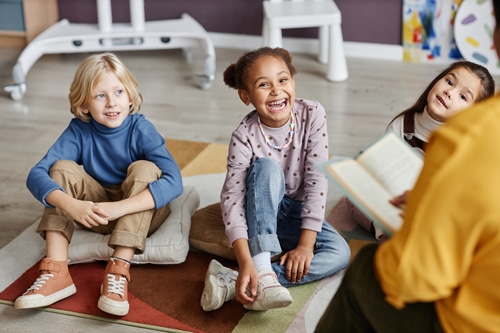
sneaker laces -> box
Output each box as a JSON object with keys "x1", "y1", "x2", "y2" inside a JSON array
[
  {"x1": 105, "y1": 274, "x2": 127, "y2": 297},
  {"x1": 258, "y1": 272, "x2": 281, "y2": 292},
  {"x1": 26, "y1": 273, "x2": 54, "y2": 292}
]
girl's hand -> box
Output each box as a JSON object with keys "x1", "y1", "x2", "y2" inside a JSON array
[
  {"x1": 390, "y1": 190, "x2": 411, "y2": 218},
  {"x1": 390, "y1": 190, "x2": 410, "y2": 209},
  {"x1": 279, "y1": 245, "x2": 314, "y2": 284},
  {"x1": 235, "y1": 261, "x2": 258, "y2": 305}
]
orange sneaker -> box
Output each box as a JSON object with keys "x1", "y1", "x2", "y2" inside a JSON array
[
  {"x1": 14, "y1": 258, "x2": 76, "y2": 309},
  {"x1": 98, "y1": 257, "x2": 130, "y2": 316}
]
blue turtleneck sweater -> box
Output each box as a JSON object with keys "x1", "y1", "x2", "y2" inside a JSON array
[{"x1": 27, "y1": 113, "x2": 182, "y2": 209}]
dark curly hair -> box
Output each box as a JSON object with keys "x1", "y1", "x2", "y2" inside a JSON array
[{"x1": 223, "y1": 47, "x2": 297, "y2": 90}]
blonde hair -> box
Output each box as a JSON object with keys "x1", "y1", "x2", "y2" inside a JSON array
[{"x1": 69, "y1": 53, "x2": 143, "y2": 122}]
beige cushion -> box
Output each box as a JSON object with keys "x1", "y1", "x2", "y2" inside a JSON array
[
  {"x1": 68, "y1": 186, "x2": 200, "y2": 265},
  {"x1": 189, "y1": 202, "x2": 237, "y2": 261}
]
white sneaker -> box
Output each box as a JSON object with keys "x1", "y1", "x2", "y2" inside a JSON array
[
  {"x1": 244, "y1": 269, "x2": 292, "y2": 311},
  {"x1": 200, "y1": 259, "x2": 238, "y2": 311}
]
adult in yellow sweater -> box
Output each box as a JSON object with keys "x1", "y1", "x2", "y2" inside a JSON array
[{"x1": 315, "y1": 1, "x2": 500, "y2": 332}]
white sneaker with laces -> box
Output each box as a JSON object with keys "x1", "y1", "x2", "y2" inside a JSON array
[
  {"x1": 200, "y1": 259, "x2": 238, "y2": 311},
  {"x1": 243, "y1": 269, "x2": 292, "y2": 311}
]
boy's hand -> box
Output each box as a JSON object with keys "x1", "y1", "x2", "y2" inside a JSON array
[
  {"x1": 67, "y1": 199, "x2": 109, "y2": 228},
  {"x1": 93, "y1": 201, "x2": 126, "y2": 222}
]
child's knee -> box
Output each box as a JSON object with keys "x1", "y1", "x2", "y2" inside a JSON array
[
  {"x1": 49, "y1": 160, "x2": 80, "y2": 176},
  {"x1": 127, "y1": 160, "x2": 161, "y2": 182},
  {"x1": 249, "y1": 158, "x2": 283, "y2": 182},
  {"x1": 320, "y1": 229, "x2": 351, "y2": 269},
  {"x1": 49, "y1": 160, "x2": 84, "y2": 185},
  {"x1": 254, "y1": 157, "x2": 280, "y2": 171}
]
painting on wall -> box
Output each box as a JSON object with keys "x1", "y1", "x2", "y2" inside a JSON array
[
  {"x1": 454, "y1": 0, "x2": 500, "y2": 75},
  {"x1": 403, "y1": 0, "x2": 464, "y2": 62}
]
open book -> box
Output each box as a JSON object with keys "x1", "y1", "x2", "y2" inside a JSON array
[{"x1": 318, "y1": 131, "x2": 423, "y2": 236}]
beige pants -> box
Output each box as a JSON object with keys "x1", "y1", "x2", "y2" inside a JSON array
[{"x1": 36, "y1": 160, "x2": 171, "y2": 254}]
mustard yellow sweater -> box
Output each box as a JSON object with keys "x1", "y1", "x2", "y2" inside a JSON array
[{"x1": 375, "y1": 93, "x2": 500, "y2": 333}]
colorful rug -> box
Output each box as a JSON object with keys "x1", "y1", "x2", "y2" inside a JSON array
[
  {"x1": 0, "y1": 138, "x2": 369, "y2": 332},
  {"x1": 325, "y1": 197, "x2": 378, "y2": 262}
]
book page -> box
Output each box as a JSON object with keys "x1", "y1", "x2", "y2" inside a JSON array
[
  {"x1": 356, "y1": 132, "x2": 423, "y2": 196},
  {"x1": 325, "y1": 159, "x2": 403, "y2": 233}
]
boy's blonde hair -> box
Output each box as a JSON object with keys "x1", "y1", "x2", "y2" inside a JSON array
[{"x1": 69, "y1": 53, "x2": 143, "y2": 122}]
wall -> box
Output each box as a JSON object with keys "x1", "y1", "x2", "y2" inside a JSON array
[
  {"x1": 337, "y1": 0, "x2": 401, "y2": 45},
  {"x1": 57, "y1": 0, "x2": 402, "y2": 45}
]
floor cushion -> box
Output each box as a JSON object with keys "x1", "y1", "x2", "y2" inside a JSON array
[
  {"x1": 68, "y1": 186, "x2": 200, "y2": 265},
  {"x1": 189, "y1": 202, "x2": 236, "y2": 261}
]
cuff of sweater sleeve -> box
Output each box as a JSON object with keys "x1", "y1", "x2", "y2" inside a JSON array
[
  {"x1": 301, "y1": 217, "x2": 323, "y2": 232},
  {"x1": 227, "y1": 226, "x2": 249, "y2": 245}
]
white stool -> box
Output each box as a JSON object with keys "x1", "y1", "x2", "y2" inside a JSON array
[
  {"x1": 262, "y1": 0, "x2": 348, "y2": 82},
  {"x1": 4, "y1": 0, "x2": 216, "y2": 100}
]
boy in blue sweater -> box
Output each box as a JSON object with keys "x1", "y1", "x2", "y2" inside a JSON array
[{"x1": 14, "y1": 53, "x2": 183, "y2": 316}]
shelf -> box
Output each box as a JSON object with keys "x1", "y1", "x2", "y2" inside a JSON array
[{"x1": 0, "y1": 0, "x2": 58, "y2": 48}]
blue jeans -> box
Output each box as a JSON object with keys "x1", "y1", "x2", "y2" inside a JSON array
[{"x1": 245, "y1": 158, "x2": 351, "y2": 287}]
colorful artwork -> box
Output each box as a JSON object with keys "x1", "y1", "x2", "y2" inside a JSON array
[
  {"x1": 403, "y1": 0, "x2": 463, "y2": 62},
  {"x1": 454, "y1": 0, "x2": 500, "y2": 75}
]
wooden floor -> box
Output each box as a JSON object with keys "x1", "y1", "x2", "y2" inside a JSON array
[{"x1": 0, "y1": 47, "x2": 495, "y2": 332}]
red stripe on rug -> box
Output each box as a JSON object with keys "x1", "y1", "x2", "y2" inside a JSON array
[{"x1": 1, "y1": 252, "x2": 245, "y2": 333}]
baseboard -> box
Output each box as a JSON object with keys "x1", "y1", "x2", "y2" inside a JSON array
[
  {"x1": 1, "y1": 29, "x2": 403, "y2": 61},
  {"x1": 343, "y1": 41, "x2": 403, "y2": 61},
  {"x1": 208, "y1": 32, "x2": 403, "y2": 61}
]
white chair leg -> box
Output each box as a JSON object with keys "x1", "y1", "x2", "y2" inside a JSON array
[
  {"x1": 97, "y1": 0, "x2": 113, "y2": 32},
  {"x1": 262, "y1": 18, "x2": 270, "y2": 46},
  {"x1": 326, "y1": 23, "x2": 348, "y2": 82},
  {"x1": 130, "y1": 0, "x2": 145, "y2": 31},
  {"x1": 97, "y1": 0, "x2": 113, "y2": 47},
  {"x1": 268, "y1": 27, "x2": 283, "y2": 48},
  {"x1": 318, "y1": 25, "x2": 328, "y2": 64}
]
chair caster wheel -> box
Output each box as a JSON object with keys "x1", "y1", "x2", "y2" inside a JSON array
[
  {"x1": 4, "y1": 83, "x2": 26, "y2": 101},
  {"x1": 193, "y1": 74, "x2": 214, "y2": 90}
]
